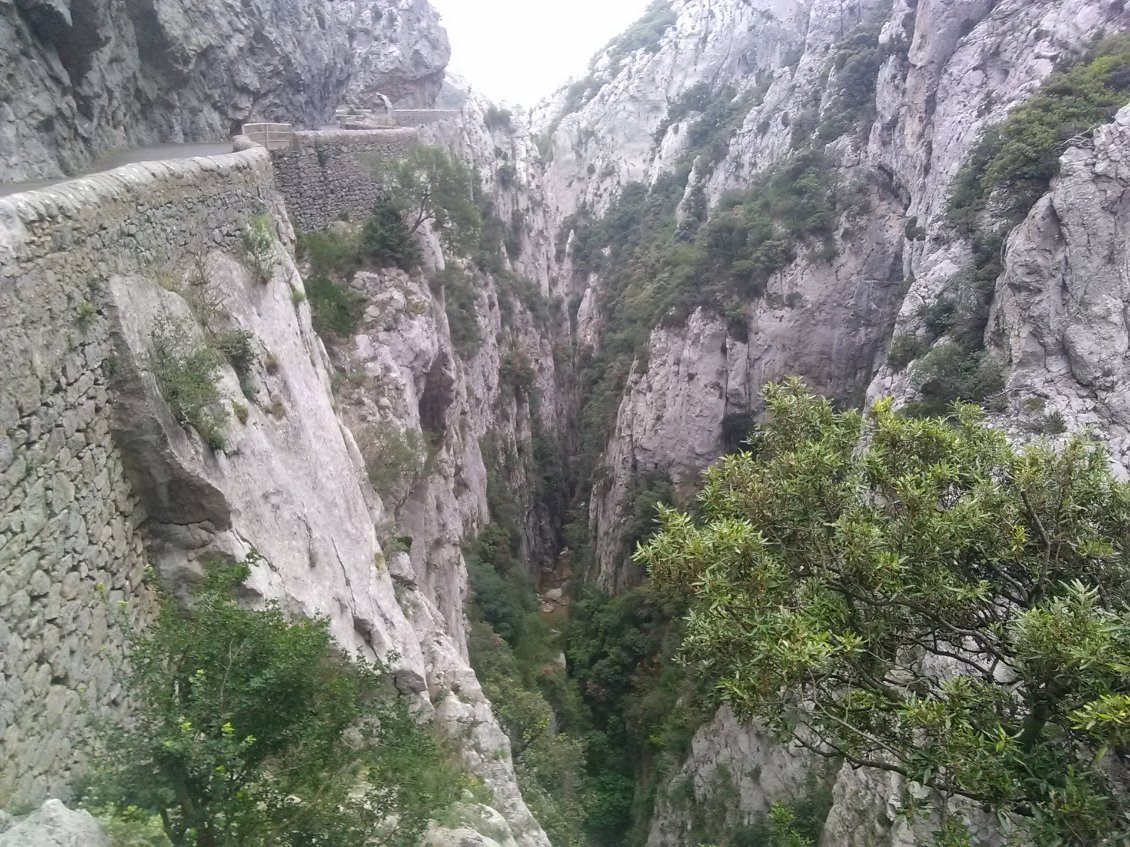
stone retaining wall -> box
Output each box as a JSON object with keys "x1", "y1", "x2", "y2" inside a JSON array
[
  {"x1": 0, "y1": 150, "x2": 284, "y2": 805},
  {"x1": 270, "y1": 127, "x2": 419, "y2": 232}
]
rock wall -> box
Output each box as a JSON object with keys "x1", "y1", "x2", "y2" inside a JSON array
[
  {"x1": 0, "y1": 150, "x2": 550, "y2": 846},
  {"x1": 338, "y1": 0, "x2": 452, "y2": 109},
  {"x1": 270, "y1": 128, "x2": 419, "y2": 233},
  {"x1": 988, "y1": 106, "x2": 1130, "y2": 468},
  {"x1": 0, "y1": 0, "x2": 449, "y2": 183},
  {"x1": 0, "y1": 151, "x2": 282, "y2": 805}
]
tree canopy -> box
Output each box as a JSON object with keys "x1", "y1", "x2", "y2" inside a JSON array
[
  {"x1": 373, "y1": 145, "x2": 482, "y2": 256},
  {"x1": 82, "y1": 558, "x2": 459, "y2": 847},
  {"x1": 638, "y1": 380, "x2": 1130, "y2": 845}
]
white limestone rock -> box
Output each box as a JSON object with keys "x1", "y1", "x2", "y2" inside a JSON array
[{"x1": 0, "y1": 801, "x2": 108, "y2": 847}]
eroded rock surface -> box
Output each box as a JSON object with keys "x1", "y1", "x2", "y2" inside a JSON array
[{"x1": 0, "y1": 0, "x2": 450, "y2": 181}]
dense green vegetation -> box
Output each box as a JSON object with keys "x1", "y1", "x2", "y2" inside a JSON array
[
  {"x1": 81, "y1": 558, "x2": 461, "y2": 847},
  {"x1": 949, "y1": 36, "x2": 1130, "y2": 231},
  {"x1": 812, "y1": 22, "x2": 885, "y2": 144},
  {"x1": 640, "y1": 381, "x2": 1130, "y2": 845},
  {"x1": 372, "y1": 145, "x2": 483, "y2": 256},
  {"x1": 464, "y1": 464, "x2": 591, "y2": 847}
]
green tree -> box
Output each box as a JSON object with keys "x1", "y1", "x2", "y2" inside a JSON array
[
  {"x1": 639, "y1": 380, "x2": 1130, "y2": 845},
  {"x1": 374, "y1": 146, "x2": 482, "y2": 256},
  {"x1": 83, "y1": 558, "x2": 458, "y2": 847}
]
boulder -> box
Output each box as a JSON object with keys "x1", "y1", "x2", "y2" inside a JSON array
[{"x1": 0, "y1": 801, "x2": 109, "y2": 847}]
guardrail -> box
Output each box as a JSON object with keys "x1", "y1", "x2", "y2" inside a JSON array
[
  {"x1": 335, "y1": 109, "x2": 397, "y2": 128},
  {"x1": 242, "y1": 123, "x2": 294, "y2": 150}
]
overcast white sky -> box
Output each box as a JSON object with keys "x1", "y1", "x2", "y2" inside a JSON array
[{"x1": 428, "y1": 0, "x2": 653, "y2": 107}]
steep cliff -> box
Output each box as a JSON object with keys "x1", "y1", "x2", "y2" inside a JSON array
[
  {"x1": 0, "y1": 142, "x2": 561, "y2": 846},
  {"x1": 526, "y1": 0, "x2": 1130, "y2": 843},
  {"x1": 0, "y1": 0, "x2": 449, "y2": 182},
  {"x1": 540, "y1": 0, "x2": 1129, "y2": 587}
]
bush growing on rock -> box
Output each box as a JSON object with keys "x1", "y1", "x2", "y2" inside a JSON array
[
  {"x1": 371, "y1": 145, "x2": 482, "y2": 257},
  {"x1": 80, "y1": 557, "x2": 460, "y2": 847},
  {"x1": 360, "y1": 200, "x2": 420, "y2": 270},
  {"x1": 949, "y1": 36, "x2": 1130, "y2": 231},
  {"x1": 149, "y1": 322, "x2": 229, "y2": 450},
  {"x1": 306, "y1": 276, "x2": 366, "y2": 342},
  {"x1": 240, "y1": 215, "x2": 276, "y2": 284},
  {"x1": 357, "y1": 422, "x2": 437, "y2": 506}
]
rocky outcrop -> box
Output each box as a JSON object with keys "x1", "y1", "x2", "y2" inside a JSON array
[
  {"x1": 988, "y1": 106, "x2": 1130, "y2": 468},
  {"x1": 0, "y1": 801, "x2": 108, "y2": 847},
  {"x1": 0, "y1": 0, "x2": 449, "y2": 182},
  {"x1": 339, "y1": 0, "x2": 451, "y2": 109},
  {"x1": 646, "y1": 708, "x2": 818, "y2": 846}
]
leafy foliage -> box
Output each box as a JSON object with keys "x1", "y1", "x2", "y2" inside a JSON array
[
  {"x1": 949, "y1": 36, "x2": 1130, "y2": 231},
  {"x1": 814, "y1": 22, "x2": 885, "y2": 143},
  {"x1": 904, "y1": 231, "x2": 1004, "y2": 407},
  {"x1": 640, "y1": 380, "x2": 1130, "y2": 845},
  {"x1": 357, "y1": 422, "x2": 436, "y2": 506},
  {"x1": 904, "y1": 343, "x2": 1005, "y2": 417},
  {"x1": 305, "y1": 276, "x2": 366, "y2": 341},
  {"x1": 241, "y1": 215, "x2": 276, "y2": 285},
  {"x1": 372, "y1": 145, "x2": 483, "y2": 256},
  {"x1": 360, "y1": 200, "x2": 420, "y2": 271},
  {"x1": 566, "y1": 586, "x2": 714, "y2": 846},
  {"x1": 150, "y1": 322, "x2": 228, "y2": 450},
  {"x1": 432, "y1": 266, "x2": 483, "y2": 358},
  {"x1": 81, "y1": 559, "x2": 459, "y2": 847},
  {"x1": 465, "y1": 526, "x2": 590, "y2": 847},
  {"x1": 297, "y1": 230, "x2": 361, "y2": 280},
  {"x1": 484, "y1": 105, "x2": 515, "y2": 133}
]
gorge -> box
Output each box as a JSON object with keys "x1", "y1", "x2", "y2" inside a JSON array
[{"x1": 3, "y1": 0, "x2": 1130, "y2": 846}]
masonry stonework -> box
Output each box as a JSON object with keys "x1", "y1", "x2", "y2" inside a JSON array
[
  {"x1": 270, "y1": 128, "x2": 419, "y2": 233},
  {"x1": 0, "y1": 150, "x2": 284, "y2": 805}
]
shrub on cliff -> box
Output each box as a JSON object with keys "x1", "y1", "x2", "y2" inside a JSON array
[
  {"x1": 306, "y1": 276, "x2": 365, "y2": 341},
  {"x1": 357, "y1": 422, "x2": 437, "y2": 506},
  {"x1": 360, "y1": 200, "x2": 420, "y2": 270},
  {"x1": 640, "y1": 380, "x2": 1130, "y2": 846},
  {"x1": 240, "y1": 215, "x2": 276, "y2": 284},
  {"x1": 149, "y1": 322, "x2": 229, "y2": 450},
  {"x1": 372, "y1": 145, "x2": 482, "y2": 257},
  {"x1": 949, "y1": 35, "x2": 1130, "y2": 231},
  {"x1": 80, "y1": 557, "x2": 460, "y2": 847}
]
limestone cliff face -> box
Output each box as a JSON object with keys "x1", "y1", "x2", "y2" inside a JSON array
[
  {"x1": 0, "y1": 0, "x2": 449, "y2": 181},
  {"x1": 538, "y1": 0, "x2": 1129, "y2": 587},
  {"x1": 527, "y1": 0, "x2": 1130, "y2": 843},
  {"x1": 986, "y1": 106, "x2": 1130, "y2": 469}
]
